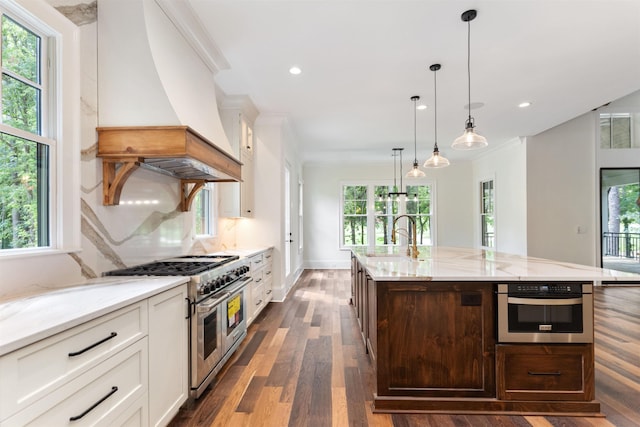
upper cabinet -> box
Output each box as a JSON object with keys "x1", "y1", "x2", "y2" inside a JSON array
[{"x1": 218, "y1": 95, "x2": 259, "y2": 218}]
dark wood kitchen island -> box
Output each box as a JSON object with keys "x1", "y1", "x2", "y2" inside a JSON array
[{"x1": 350, "y1": 246, "x2": 640, "y2": 416}]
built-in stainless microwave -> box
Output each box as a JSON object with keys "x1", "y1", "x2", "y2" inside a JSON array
[{"x1": 497, "y1": 283, "x2": 593, "y2": 343}]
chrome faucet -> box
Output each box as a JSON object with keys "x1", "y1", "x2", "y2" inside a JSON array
[{"x1": 391, "y1": 215, "x2": 419, "y2": 259}]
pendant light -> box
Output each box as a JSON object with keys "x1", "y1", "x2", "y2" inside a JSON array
[
  {"x1": 406, "y1": 95, "x2": 426, "y2": 178},
  {"x1": 424, "y1": 64, "x2": 450, "y2": 168},
  {"x1": 452, "y1": 9, "x2": 488, "y2": 150},
  {"x1": 378, "y1": 148, "x2": 418, "y2": 201}
]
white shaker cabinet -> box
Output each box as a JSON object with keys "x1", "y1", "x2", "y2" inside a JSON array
[
  {"x1": 218, "y1": 96, "x2": 259, "y2": 218},
  {"x1": 247, "y1": 248, "x2": 274, "y2": 325},
  {"x1": 0, "y1": 282, "x2": 188, "y2": 427},
  {"x1": 148, "y1": 285, "x2": 189, "y2": 427}
]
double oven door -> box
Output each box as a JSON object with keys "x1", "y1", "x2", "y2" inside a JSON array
[{"x1": 191, "y1": 277, "x2": 250, "y2": 397}]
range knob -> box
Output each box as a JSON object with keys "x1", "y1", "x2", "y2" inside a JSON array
[
  {"x1": 215, "y1": 278, "x2": 224, "y2": 289},
  {"x1": 201, "y1": 283, "x2": 211, "y2": 294}
]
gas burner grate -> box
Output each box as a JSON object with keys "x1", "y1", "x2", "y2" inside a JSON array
[{"x1": 105, "y1": 261, "x2": 217, "y2": 276}]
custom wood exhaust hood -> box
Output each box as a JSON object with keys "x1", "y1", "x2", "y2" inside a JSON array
[{"x1": 97, "y1": 126, "x2": 241, "y2": 211}]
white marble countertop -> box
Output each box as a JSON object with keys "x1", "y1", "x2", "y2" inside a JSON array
[
  {"x1": 0, "y1": 276, "x2": 188, "y2": 356},
  {"x1": 208, "y1": 246, "x2": 273, "y2": 258},
  {"x1": 352, "y1": 246, "x2": 640, "y2": 282}
]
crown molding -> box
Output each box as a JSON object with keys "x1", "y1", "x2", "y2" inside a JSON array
[{"x1": 155, "y1": 0, "x2": 230, "y2": 74}]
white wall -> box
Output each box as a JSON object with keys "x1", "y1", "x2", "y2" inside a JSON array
[
  {"x1": 526, "y1": 113, "x2": 597, "y2": 265},
  {"x1": 303, "y1": 160, "x2": 474, "y2": 269},
  {"x1": 472, "y1": 139, "x2": 528, "y2": 255}
]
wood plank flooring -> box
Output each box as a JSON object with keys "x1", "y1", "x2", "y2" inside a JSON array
[{"x1": 169, "y1": 270, "x2": 640, "y2": 427}]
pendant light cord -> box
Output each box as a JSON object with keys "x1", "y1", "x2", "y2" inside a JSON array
[
  {"x1": 434, "y1": 68, "x2": 438, "y2": 149},
  {"x1": 413, "y1": 97, "x2": 418, "y2": 162},
  {"x1": 467, "y1": 17, "x2": 472, "y2": 124}
]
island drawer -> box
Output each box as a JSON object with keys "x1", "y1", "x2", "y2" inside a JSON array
[{"x1": 496, "y1": 344, "x2": 594, "y2": 401}]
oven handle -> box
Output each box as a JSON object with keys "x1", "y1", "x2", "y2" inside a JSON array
[
  {"x1": 507, "y1": 296, "x2": 583, "y2": 306},
  {"x1": 197, "y1": 293, "x2": 229, "y2": 313},
  {"x1": 226, "y1": 276, "x2": 253, "y2": 295}
]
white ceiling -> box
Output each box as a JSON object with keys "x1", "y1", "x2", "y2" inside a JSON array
[{"x1": 188, "y1": 0, "x2": 640, "y2": 164}]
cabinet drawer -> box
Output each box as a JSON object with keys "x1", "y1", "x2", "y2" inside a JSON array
[
  {"x1": 2, "y1": 338, "x2": 148, "y2": 426},
  {"x1": 250, "y1": 253, "x2": 264, "y2": 270},
  {"x1": 264, "y1": 277, "x2": 273, "y2": 304},
  {"x1": 0, "y1": 302, "x2": 147, "y2": 418},
  {"x1": 263, "y1": 250, "x2": 273, "y2": 266},
  {"x1": 496, "y1": 344, "x2": 594, "y2": 401},
  {"x1": 253, "y1": 269, "x2": 264, "y2": 286}
]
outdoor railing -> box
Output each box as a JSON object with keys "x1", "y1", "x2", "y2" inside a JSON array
[{"x1": 603, "y1": 232, "x2": 640, "y2": 261}]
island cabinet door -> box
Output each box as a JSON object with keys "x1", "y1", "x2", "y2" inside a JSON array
[{"x1": 375, "y1": 281, "x2": 496, "y2": 398}]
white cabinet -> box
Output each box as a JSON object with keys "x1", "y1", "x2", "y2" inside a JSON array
[
  {"x1": 219, "y1": 97, "x2": 258, "y2": 218},
  {"x1": 0, "y1": 301, "x2": 148, "y2": 419},
  {"x1": 263, "y1": 250, "x2": 274, "y2": 305},
  {"x1": 148, "y1": 285, "x2": 189, "y2": 427},
  {"x1": 0, "y1": 282, "x2": 188, "y2": 427},
  {"x1": 247, "y1": 248, "x2": 274, "y2": 325},
  {"x1": 2, "y1": 338, "x2": 148, "y2": 426}
]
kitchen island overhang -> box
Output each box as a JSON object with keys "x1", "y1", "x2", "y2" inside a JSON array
[{"x1": 350, "y1": 246, "x2": 640, "y2": 416}]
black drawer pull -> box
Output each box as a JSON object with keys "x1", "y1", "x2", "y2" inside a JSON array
[
  {"x1": 528, "y1": 370, "x2": 561, "y2": 376},
  {"x1": 69, "y1": 386, "x2": 118, "y2": 421},
  {"x1": 68, "y1": 332, "x2": 117, "y2": 357}
]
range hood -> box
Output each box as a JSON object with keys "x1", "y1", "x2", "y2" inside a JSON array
[
  {"x1": 97, "y1": 126, "x2": 241, "y2": 211},
  {"x1": 95, "y1": 1, "x2": 243, "y2": 212}
]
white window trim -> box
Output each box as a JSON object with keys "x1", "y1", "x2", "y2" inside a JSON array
[
  {"x1": 193, "y1": 183, "x2": 217, "y2": 238},
  {"x1": 339, "y1": 179, "x2": 436, "y2": 250},
  {"x1": 478, "y1": 176, "x2": 496, "y2": 249},
  {"x1": 0, "y1": 0, "x2": 81, "y2": 258}
]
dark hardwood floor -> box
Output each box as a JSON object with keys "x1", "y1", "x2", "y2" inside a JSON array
[{"x1": 169, "y1": 270, "x2": 640, "y2": 427}]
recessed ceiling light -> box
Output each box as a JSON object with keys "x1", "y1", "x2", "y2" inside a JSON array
[
  {"x1": 417, "y1": 104, "x2": 427, "y2": 110},
  {"x1": 519, "y1": 101, "x2": 532, "y2": 108},
  {"x1": 289, "y1": 66, "x2": 302, "y2": 75}
]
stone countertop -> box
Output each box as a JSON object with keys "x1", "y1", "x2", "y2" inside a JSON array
[
  {"x1": 208, "y1": 247, "x2": 273, "y2": 258},
  {"x1": 352, "y1": 246, "x2": 640, "y2": 282},
  {"x1": 0, "y1": 276, "x2": 189, "y2": 356}
]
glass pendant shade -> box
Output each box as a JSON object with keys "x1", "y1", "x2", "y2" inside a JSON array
[
  {"x1": 452, "y1": 120, "x2": 488, "y2": 150},
  {"x1": 407, "y1": 160, "x2": 426, "y2": 178},
  {"x1": 424, "y1": 144, "x2": 450, "y2": 168}
]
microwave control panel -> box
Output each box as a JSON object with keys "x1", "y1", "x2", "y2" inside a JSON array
[{"x1": 499, "y1": 283, "x2": 590, "y2": 296}]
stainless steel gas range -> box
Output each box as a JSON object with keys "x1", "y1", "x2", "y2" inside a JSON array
[{"x1": 104, "y1": 254, "x2": 252, "y2": 398}]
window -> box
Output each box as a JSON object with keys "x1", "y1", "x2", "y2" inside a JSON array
[
  {"x1": 0, "y1": 1, "x2": 79, "y2": 257},
  {"x1": 194, "y1": 184, "x2": 216, "y2": 236},
  {"x1": 342, "y1": 185, "x2": 368, "y2": 246},
  {"x1": 600, "y1": 113, "x2": 632, "y2": 149},
  {"x1": 480, "y1": 179, "x2": 495, "y2": 248},
  {"x1": 341, "y1": 182, "x2": 433, "y2": 248},
  {"x1": 0, "y1": 12, "x2": 51, "y2": 250}
]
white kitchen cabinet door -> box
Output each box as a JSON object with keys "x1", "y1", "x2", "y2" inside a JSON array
[{"x1": 148, "y1": 284, "x2": 189, "y2": 427}]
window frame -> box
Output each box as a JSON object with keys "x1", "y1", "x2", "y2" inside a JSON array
[
  {"x1": 339, "y1": 180, "x2": 435, "y2": 250},
  {"x1": 480, "y1": 178, "x2": 495, "y2": 249},
  {"x1": 0, "y1": 0, "x2": 80, "y2": 258},
  {"x1": 599, "y1": 113, "x2": 633, "y2": 149},
  {"x1": 193, "y1": 183, "x2": 217, "y2": 238}
]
